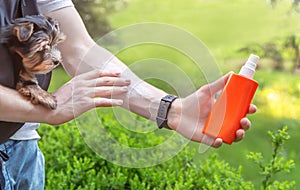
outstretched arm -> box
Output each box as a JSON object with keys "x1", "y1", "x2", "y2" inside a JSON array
[{"x1": 44, "y1": 7, "x2": 256, "y2": 146}]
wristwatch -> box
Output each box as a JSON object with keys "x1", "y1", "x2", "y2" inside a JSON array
[{"x1": 156, "y1": 94, "x2": 178, "y2": 129}]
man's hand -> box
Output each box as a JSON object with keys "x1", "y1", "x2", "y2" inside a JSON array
[
  {"x1": 167, "y1": 72, "x2": 257, "y2": 147},
  {"x1": 45, "y1": 69, "x2": 130, "y2": 125}
]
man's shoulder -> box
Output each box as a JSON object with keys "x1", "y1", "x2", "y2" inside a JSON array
[{"x1": 37, "y1": 0, "x2": 74, "y2": 14}]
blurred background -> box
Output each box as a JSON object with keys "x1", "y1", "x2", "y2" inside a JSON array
[{"x1": 40, "y1": 0, "x2": 300, "y2": 189}]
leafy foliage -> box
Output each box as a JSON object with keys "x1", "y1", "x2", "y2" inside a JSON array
[
  {"x1": 39, "y1": 122, "x2": 254, "y2": 190},
  {"x1": 238, "y1": 36, "x2": 300, "y2": 72},
  {"x1": 246, "y1": 126, "x2": 295, "y2": 190},
  {"x1": 39, "y1": 119, "x2": 296, "y2": 189},
  {"x1": 238, "y1": 0, "x2": 300, "y2": 72},
  {"x1": 269, "y1": 0, "x2": 300, "y2": 13},
  {"x1": 73, "y1": 0, "x2": 130, "y2": 37}
]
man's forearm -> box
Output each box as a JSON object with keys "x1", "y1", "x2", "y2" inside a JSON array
[
  {"x1": 45, "y1": 7, "x2": 171, "y2": 122},
  {"x1": 0, "y1": 85, "x2": 49, "y2": 123},
  {"x1": 69, "y1": 44, "x2": 169, "y2": 121},
  {"x1": 120, "y1": 70, "x2": 168, "y2": 121}
]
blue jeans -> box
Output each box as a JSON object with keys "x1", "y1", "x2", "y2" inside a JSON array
[{"x1": 0, "y1": 140, "x2": 44, "y2": 190}]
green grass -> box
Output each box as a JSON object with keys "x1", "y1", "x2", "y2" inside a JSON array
[{"x1": 108, "y1": 0, "x2": 300, "y2": 58}]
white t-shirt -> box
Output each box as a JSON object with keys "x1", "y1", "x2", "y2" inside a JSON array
[
  {"x1": 10, "y1": 0, "x2": 74, "y2": 140},
  {"x1": 37, "y1": 0, "x2": 74, "y2": 14}
]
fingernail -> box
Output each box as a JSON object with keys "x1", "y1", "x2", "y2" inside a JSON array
[
  {"x1": 114, "y1": 72, "x2": 121, "y2": 76},
  {"x1": 122, "y1": 87, "x2": 128, "y2": 91},
  {"x1": 125, "y1": 79, "x2": 131, "y2": 84},
  {"x1": 116, "y1": 100, "x2": 123, "y2": 105}
]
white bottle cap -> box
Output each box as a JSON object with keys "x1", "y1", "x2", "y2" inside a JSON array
[{"x1": 239, "y1": 54, "x2": 259, "y2": 79}]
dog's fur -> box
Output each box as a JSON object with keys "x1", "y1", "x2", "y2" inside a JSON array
[{"x1": 1, "y1": 15, "x2": 65, "y2": 109}]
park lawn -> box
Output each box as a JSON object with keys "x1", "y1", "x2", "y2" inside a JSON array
[{"x1": 107, "y1": 0, "x2": 300, "y2": 59}]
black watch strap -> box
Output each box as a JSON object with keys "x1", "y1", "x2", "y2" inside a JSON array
[{"x1": 156, "y1": 95, "x2": 178, "y2": 129}]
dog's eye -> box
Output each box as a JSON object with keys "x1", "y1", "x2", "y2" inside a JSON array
[{"x1": 36, "y1": 40, "x2": 51, "y2": 52}]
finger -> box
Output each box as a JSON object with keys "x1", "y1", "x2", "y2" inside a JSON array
[
  {"x1": 212, "y1": 138, "x2": 223, "y2": 148},
  {"x1": 94, "y1": 98, "x2": 124, "y2": 107},
  {"x1": 248, "y1": 104, "x2": 257, "y2": 114},
  {"x1": 75, "y1": 69, "x2": 103, "y2": 80},
  {"x1": 196, "y1": 134, "x2": 223, "y2": 148},
  {"x1": 207, "y1": 72, "x2": 233, "y2": 95},
  {"x1": 88, "y1": 77, "x2": 131, "y2": 87},
  {"x1": 93, "y1": 86, "x2": 128, "y2": 97},
  {"x1": 240, "y1": 117, "x2": 251, "y2": 131},
  {"x1": 235, "y1": 129, "x2": 245, "y2": 142},
  {"x1": 98, "y1": 70, "x2": 122, "y2": 77},
  {"x1": 77, "y1": 69, "x2": 121, "y2": 80}
]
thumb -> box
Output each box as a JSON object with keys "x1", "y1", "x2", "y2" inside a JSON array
[{"x1": 207, "y1": 72, "x2": 233, "y2": 94}]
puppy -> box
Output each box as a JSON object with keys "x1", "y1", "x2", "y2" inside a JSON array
[{"x1": 0, "y1": 15, "x2": 66, "y2": 109}]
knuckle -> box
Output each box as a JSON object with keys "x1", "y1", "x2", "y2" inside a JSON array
[{"x1": 102, "y1": 77, "x2": 111, "y2": 84}]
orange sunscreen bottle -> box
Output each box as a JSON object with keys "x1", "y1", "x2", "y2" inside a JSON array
[{"x1": 202, "y1": 54, "x2": 259, "y2": 144}]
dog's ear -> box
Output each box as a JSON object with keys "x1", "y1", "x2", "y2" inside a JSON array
[{"x1": 13, "y1": 22, "x2": 34, "y2": 42}]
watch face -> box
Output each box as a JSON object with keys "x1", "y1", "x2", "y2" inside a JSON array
[{"x1": 163, "y1": 95, "x2": 177, "y2": 102}]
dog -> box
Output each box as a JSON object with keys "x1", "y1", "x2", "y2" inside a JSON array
[{"x1": 0, "y1": 15, "x2": 66, "y2": 109}]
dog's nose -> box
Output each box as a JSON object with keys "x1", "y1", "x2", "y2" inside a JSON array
[{"x1": 54, "y1": 60, "x2": 60, "y2": 65}]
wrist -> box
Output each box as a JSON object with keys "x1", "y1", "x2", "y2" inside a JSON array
[
  {"x1": 156, "y1": 95, "x2": 178, "y2": 129},
  {"x1": 34, "y1": 105, "x2": 54, "y2": 125},
  {"x1": 166, "y1": 98, "x2": 182, "y2": 130}
]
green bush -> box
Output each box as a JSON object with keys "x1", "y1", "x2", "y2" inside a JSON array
[
  {"x1": 73, "y1": 0, "x2": 129, "y2": 38},
  {"x1": 39, "y1": 122, "x2": 254, "y2": 190},
  {"x1": 247, "y1": 126, "x2": 295, "y2": 190}
]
